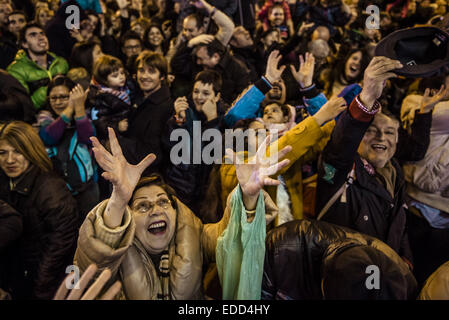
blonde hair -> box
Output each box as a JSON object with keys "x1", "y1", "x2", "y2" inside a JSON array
[{"x1": 0, "y1": 121, "x2": 52, "y2": 173}]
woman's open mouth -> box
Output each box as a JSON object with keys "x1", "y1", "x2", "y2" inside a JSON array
[{"x1": 148, "y1": 221, "x2": 167, "y2": 235}]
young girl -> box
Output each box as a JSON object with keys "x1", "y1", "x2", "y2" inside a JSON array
[{"x1": 88, "y1": 54, "x2": 132, "y2": 143}]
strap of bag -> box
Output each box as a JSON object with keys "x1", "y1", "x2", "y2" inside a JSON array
[{"x1": 317, "y1": 163, "x2": 356, "y2": 221}]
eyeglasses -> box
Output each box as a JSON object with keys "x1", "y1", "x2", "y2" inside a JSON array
[
  {"x1": 49, "y1": 95, "x2": 70, "y2": 102},
  {"x1": 132, "y1": 198, "x2": 172, "y2": 214},
  {"x1": 124, "y1": 45, "x2": 142, "y2": 51}
]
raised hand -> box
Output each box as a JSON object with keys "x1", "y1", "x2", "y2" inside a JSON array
[
  {"x1": 54, "y1": 264, "x2": 121, "y2": 300},
  {"x1": 226, "y1": 135, "x2": 292, "y2": 210},
  {"x1": 313, "y1": 97, "x2": 347, "y2": 126},
  {"x1": 420, "y1": 85, "x2": 449, "y2": 113},
  {"x1": 264, "y1": 50, "x2": 286, "y2": 84},
  {"x1": 201, "y1": 95, "x2": 220, "y2": 121},
  {"x1": 174, "y1": 96, "x2": 189, "y2": 122},
  {"x1": 116, "y1": 0, "x2": 130, "y2": 10},
  {"x1": 359, "y1": 56, "x2": 403, "y2": 109},
  {"x1": 188, "y1": 34, "x2": 214, "y2": 48},
  {"x1": 290, "y1": 52, "x2": 315, "y2": 88},
  {"x1": 68, "y1": 84, "x2": 89, "y2": 117},
  {"x1": 297, "y1": 22, "x2": 314, "y2": 36},
  {"x1": 91, "y1": 128, "x2": 156, "y2": 205}
]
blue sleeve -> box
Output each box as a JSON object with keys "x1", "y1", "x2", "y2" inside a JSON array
[
  {"x1": 224, "y1": 85, "x2": 266, "y2": 128},
  {"x1": 93, "y1": 0, "x2": 103, "y2": 13},
  {"x1": 303, "y1": 93, "x2": 327, "y2": 116}
]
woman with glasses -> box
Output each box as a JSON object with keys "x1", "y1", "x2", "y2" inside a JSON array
[
  {"x1": 36, "y1": 75, "x2": 99, "y2": 226},
  {"x1": 74, "y1": 127, "x2": 291, "y2": 299},
  {"x1": 0, "y1": 121, "x2": 78, "y2": 299}
]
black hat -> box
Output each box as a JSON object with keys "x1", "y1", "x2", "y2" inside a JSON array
[
  {"x1": 375, "y1": 26, "x2": 449, "y2": 78},
  {"x1": 321, "y1": 244, "x2": 417, "y2": 300}
]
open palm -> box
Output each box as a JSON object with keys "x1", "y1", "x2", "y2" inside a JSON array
[
  {"x1": 226, "y1": 135, "x2": 292, "y2": 198},
  {"x1": 90, "y1": 127, "x2": 156, "y2": 204}
]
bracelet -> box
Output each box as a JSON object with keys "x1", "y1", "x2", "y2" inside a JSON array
[
  {"x1": 299, "y1": 83, "x2": 315, "y2": 92},
  {"x1": 354, "y1": 95, "x2": 381, "y2": 115},
  {"x1": 261, "y1": 76, "x2": 273, "y2": 87}
]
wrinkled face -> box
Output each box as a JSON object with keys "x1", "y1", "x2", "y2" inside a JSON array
[
  {"x1": 131, "y1": 185, "x2": 177, "y2": 254},
  {"x1": 22, "y1": 26, "x2": 49, "y2": 55},
  {"x1": 0, "y1": 140, "x2": 30, "y2": 178},
  {"x1": 182, "y1": 16, "x2": 202, "y2": 41},
  {"x1": 91, "y1": 44, "x2": 103, "y2": 63},
  {"x1": 192, "y1": 81, "x2": 217, "y2": 112},
  {"x1": 196, "y1": 46, "x2": 219, "y2": 69},
  {"x1": 148, "y1": 26, "x2": 163, "y2": 47},
  {"x1": 0, "y1": 3, "x2": 12, "y2": 26},
  {"x1": 262, "y1": 30, "x2": 280, "y2": 48},
  {"x1": 263, "y1": 103, "x2": 288, "y2": 124},
  {"x1": 8, "y1": 13, "x2": 26, "y2": 34},
  {"x1": 49, "y1": 85, "x2": 70, "y2": 115},
  {"x1": 344, "y1": 51, "x2": 362, "y2": 81},
  {"x1": 231, "y1": 27, "x2": 253, "y2": 48},
  {"x1": 269, "y1": 7, "x2": 284, "y2": 26},
  {"x1": 357, "y1": 113, "x2": 399, "y2": 169},
  {"x1": 137, "y1": 61, "x2": 163, "y2": 94},
  {"x1": 122, "y1": 39, "x2": 142, "y2": 58},
  {"x1": 107, "y1": 67, "x2": 126, "y2": 89}
]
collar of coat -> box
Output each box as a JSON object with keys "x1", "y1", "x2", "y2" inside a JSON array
[
  {"x1": 353, "y1": 156, "x2": 405, "y2": 202},
  {"x1": 9, "y1": 165, "x2": 40, "y2": 195}
]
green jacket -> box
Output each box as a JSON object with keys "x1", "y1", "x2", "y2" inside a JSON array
[{"x1": 7, "y1": 50, "x2": 69, "y2": 110}]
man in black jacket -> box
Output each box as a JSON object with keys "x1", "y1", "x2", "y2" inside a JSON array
[
  {"x1": 194, "y1": 39, "x2": 250, "y2": 104},
  {"x1": 316, "y1": 56, "x2": 420, "y2": 267},
  {"x1": 262, "y1": 219, "x2": 417, "y2": 300},
  {"x1": 118, "y1": 51, "x2": 173, "y2": 176}
]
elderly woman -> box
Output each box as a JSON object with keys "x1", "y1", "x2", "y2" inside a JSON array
[
  {"x1": 0, "y1": 121, "x2": 78, "y2": 299},
  {"x1": 74, "y1": 127, "x2": 291, "y2": 299}
]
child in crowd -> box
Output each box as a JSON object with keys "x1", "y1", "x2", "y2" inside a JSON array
[{"x1": 88, "y1": 54, "x2": 132, "y2": 143}]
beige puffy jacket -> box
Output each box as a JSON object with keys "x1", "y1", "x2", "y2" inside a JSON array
[
  {"x1": 401, "y1": 95, "x2": 449, "y2": 212},
  {"x1": 74, "y1": 188, "x2": 277, "y2": 300}
]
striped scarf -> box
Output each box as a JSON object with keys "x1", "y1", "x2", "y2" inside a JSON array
[
  {"x1": 157, "y1": 250, "x2": 170, "y2": 300},
  {"x1": 91, "y1": 78, "x2": 131, "y2": 105}
]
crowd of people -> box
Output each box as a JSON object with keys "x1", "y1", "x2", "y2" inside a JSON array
[{"x1": 0, "y1": 0, "x2": 449, "y2": 300}]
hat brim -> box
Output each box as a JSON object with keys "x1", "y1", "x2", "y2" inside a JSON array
[{"x1": 375, "y1": 27, "x2": 449, "y2": 78}]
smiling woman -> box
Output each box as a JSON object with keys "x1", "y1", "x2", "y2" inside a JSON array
[
  {"x1": 0, "y1": 121, "x2": 78, "y2": 299},
  {"x1": 74, "y1": 127, "x2": 290, "y2": 299}
]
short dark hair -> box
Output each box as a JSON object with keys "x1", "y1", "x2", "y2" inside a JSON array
[
  {"x1": 135, "y1": 50, "x2": 168, "y2": 82},
  {"x1": 47, "y1": 75, "x2": 76, "y2": 96},
  {"x1": 93, "y1": 54, "x2": 124, "y2": 87},
  {"x1": 193, "y1": 38, "x2": 226, "y2": 59},
  {"x1": 194, "y1": 70, "x2": 222, "y2": 94},
  {"x1": 20, "y1": 22, "x2": 43, "y2": 44},
  {"x1": 261, "y1": 99, "x2": 291, "y2": 118},
  {"x1": 121, "y1": 30, "x2": 142, "y2": 48},
  {"x1": 0, "y1": 91, "x2": 24, "y2": 121},
  {"x1": 132, "y1": 174, "x2": 178, "y2": 210},
  {"x1": 70, "y1": 40, "x2": 101, "y2": 74}
]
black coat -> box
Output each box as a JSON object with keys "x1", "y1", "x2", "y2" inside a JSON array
[
  {"x1": 0, "y1": 200, "x2": 22, "y2": 295},
  {"x1": 262, "y1": 219, "x2": 417, "y2": 300},
  {"x1": 315, "y1": 108, "x2": 413, "y2": 262},
  {"x1": 118, "y1": 86, "x2": 173, "y2": 175},
  {"x1": 87, "y1": 86, "x2": 132, "y2": 142},
  {"x1": 162, "y1": 98, "x2": 227, "y2": 215},
  {"x1": 0, "y1": 69, "x2": 36, "y2": 123},
  {"x1": 0, "y1": 166, "x2": 78, "y2": 299}
]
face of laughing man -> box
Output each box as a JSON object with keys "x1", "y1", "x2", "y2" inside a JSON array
[{"x1": 357, "y1": 113, "x2": 399, "y2": 169}]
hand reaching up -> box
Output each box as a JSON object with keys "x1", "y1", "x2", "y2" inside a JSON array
[
  {"x1": 291, "y1": 52, "x2": 315, "y2": 88},
  {"x1": 226, "y1": 135, "x2": 292, "y2": 210},
  {"x1": 264, "y1": 50, "x2": 286, "y2": 84},
  {"x1": 420, "y1": 85, "x2": 449, "y2": 114},
  {"x1": 91, "y1": 128, "x2": 156, "y2": 228}
]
